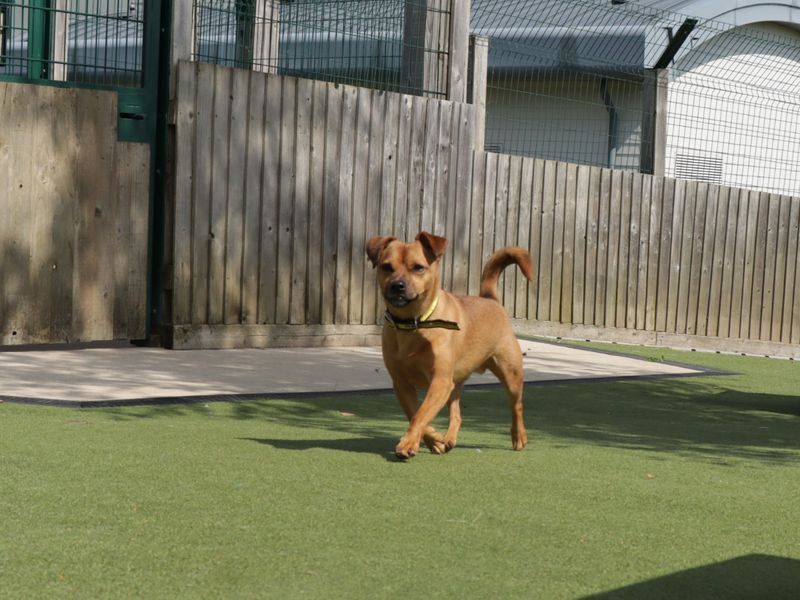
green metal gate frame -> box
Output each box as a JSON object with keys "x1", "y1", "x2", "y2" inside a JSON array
[{"x1": 0, "y1": 0, "x2": 169, "y2": 340}]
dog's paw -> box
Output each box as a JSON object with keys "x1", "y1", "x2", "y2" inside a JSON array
[
  {"x1": 395, "y1": 436, "x2": 420, "y2": 459},
  {"x1": 442, "y1": 435, "x2": 458, "y2": 452},
  {"x1": 423, "y1": 432, "x2": 448, "y2": 455},
  {"x1": 511, "y1": 427, "x2": 528, "y2": 451}
]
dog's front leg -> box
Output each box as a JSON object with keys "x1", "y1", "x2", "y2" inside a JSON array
[
  {"x1": 395, "y1": 374, "x2": 454, "y2": 459},
  {"x1": 392, "y1": 380, "x2": 447, "y2": 456}
]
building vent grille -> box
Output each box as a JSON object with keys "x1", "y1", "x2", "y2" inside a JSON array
[{"x1": 674, "y1": 153, "x2": 723, "y2": 184}]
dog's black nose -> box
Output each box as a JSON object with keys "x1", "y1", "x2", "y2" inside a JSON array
[{"x1": 390, "y1": 279, "x2": 406, "y2": 294}]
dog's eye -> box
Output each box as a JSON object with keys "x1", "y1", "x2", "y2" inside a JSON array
[
  {"x1": 411, "y1": 264, "x2": 426, "y2": 273},
  {"x1": 380, "y1": 263, "x2": 394, "y2": 272}
]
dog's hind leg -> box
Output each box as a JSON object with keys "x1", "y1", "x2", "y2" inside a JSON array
[
  {"x1": 443, "y1": 384, "x2": 463, "y2": 451},
  {"x1": 487, "y1": 350, "x2": 527, "y2": 451}
]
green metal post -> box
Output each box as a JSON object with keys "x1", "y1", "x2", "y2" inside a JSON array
[{"x1": 27, "y1": 0, "x2": 51, "y2": 79}]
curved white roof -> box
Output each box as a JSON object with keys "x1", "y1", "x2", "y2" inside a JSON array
[{"x1": 637, "y1": 0, "x2": 800, "y2": 28}]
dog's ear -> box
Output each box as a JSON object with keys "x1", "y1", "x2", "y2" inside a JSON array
[
  {"x1": 415, "y1": 231, "x2": 448, "y2": 264},
  {"x1": 366, "y1": 236, "x2": 397, "y2": 267}
]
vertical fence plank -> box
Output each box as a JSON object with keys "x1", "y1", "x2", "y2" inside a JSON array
[
  {"x1": 730, "y1": 190, "x2": 751, "y2": 338},
  {"x1": 740, "y1": 191, "x2": 761, "y2": 338},
  {"x1": 655, "y1": 177, "x2": 674, "y2": 331},
  {"x1": 718, "y1": 188, "x2": 739, "y2": 338},
  {"x1": 584, "y1": 167, "x2": 601, "y2": 325},
  {"x1": 306, "y1": 79, "x2": 327, "y2": 324},
  {"x1": 191, "y1": 63, "x2": 216, "y2": 325},
  {"x1": 346, "y1": 86, "x2": 370, "y2": 324},
  {"x1": 572, "y1": 165, "x2": 589, "y2": 325},
  {"x1": 515, "y1": 157, "x2": 534, "y2": 318},
  {"x1": 645, "y1": 176, "x2": 662, "y2": 331},
  {"x1": 675, "y1": 181, "x2": 697, "y2": 334},
  {"x1": 493, "y1": 154, "x2": 509, "y2": 305},
  {"x1": 504, "y1": 156, "x2": 521, "y2": 312},
  {"x1": 790, "y1": 197, "x2": 800, "y2": 344},
  {"x1": 782, "y1": 197, "x2": 800, "y2": 343},
  {"x1": 625, "y1": 172, "x2": 641, "y2": 330},
  {"x1": 172, "y1": 62, "x2": 197, "y2": 324},
  {"x1": 706, "y1": 187, "x2": 729, "y2": 337},
  {"x1": 207, "y1": 66, "x2": 233, "y2": 325},
  {"x1": 363, "y1": 89, "x2": 386, "y2": 324},
  {"x1": 224, "y1": 67, "x2": 249, "y2": 324},
  {"x1": 605, "y1": 170, "x2": 622, "y2": 327},
  {"x1": 748, "y1": 192, "x2": 770, "y2": 339},
  {"x1": 275, "y1": 76, "x2": 297, "y2": 324},
  {"x1": 770, "y1": 196, "x2": 790, "y2": 342},
  {"x1": 452, "y1": 106, "x2": 474, "y2": 295},
  {"x1": 320, "y1": 82, "x2": 342, "y2": 325},
  {"x1": 482, "y1": 153, "x2": 498, "y2": 292},
  {"x1": 695, "y1": 184, "x2": 716, "y2": 336},
  {"x1": 760, "y1": 194, "x2": 780, "y2": 341},
  {"x1": 665, "y1": 179, "x2": 686, "y2": 332},
  {"x1": 241, "y1": 70, "x2": 265, "y2": 325},
  {"x1": 258, "y1": 72, "x2": 282, "y2": 325},
  {"x1": 615, "y1": 171, "x2": 632, "y2": 328},
  {"x1": 528, "y1": 159, "x2": 545, "y2": 319},
  {"x1": 335, "y1": 85, "x2": 357, "y2": 324},
  {"x1": 380, "y1": 92, "x2": 400, "y2": 239},
  {"x1": 434, "y1": 100, "x2": 452, "y2": 238},
  {"x1": 561, "y1": 163, "x2": 577, "y2": 324},
  {"x1": 539, "y1": 161, "x2": 556, "y2": 320},
  {"x1": 550, "y1": 162, "x2": 567, "y2": 322},
  {"x1": 407, "y1": 95, "x2": 427, "y2": 236},
  {"x1": 468, "y1": 151, "x2": 487, "y2": 297},
  {"x1": 686, "y1": 182, "x2": 707, "y2": 336},
  {"x1": 594, "y1": 168, "x2": 611, "y2": 326},
  {"x1": 634, "y1": 172, "x2": 650, "y2": 330},
  {"x1": 289, "y1": 78, "x2": 312, "y2": 324},
  {"x1": 394, "y1": 95, "x2": 413, "y2": 242}
]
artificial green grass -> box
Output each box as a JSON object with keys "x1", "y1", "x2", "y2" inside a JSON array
[{"x1": 1, "y1": 342, "x2": 798, "y2": 599}]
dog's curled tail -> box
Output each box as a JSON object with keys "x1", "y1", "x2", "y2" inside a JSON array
[{"x1": 479, "y1": 246, "x2": 534, "y2": 302}]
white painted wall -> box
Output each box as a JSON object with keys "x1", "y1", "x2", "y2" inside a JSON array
[
  {"x1": 484, "y1": 74, "x2": 644, "y2": 171},
  {"x1": 664, "y1": 22, "x2": 800, "y2": 196}
]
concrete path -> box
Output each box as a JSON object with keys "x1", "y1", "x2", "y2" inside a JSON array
[{"x1": 0, "y1": 339, "x2": 705, "y2": 407}]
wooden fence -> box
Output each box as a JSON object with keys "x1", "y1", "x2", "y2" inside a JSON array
[
  {"x1": 168, "y1": 62, "x2": 800, "y2": 356},
  {"x1": 0, "y1": 82, "x2": 150, "y2": 345}
]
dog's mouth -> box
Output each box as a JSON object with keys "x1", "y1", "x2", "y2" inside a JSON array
[{"x1": 386, "y1": 294, "x2": 418, "y2": 308}]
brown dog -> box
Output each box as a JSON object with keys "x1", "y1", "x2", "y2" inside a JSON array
[{"x1": 366, "y1": 231, "x2": 533, "y2": 459}]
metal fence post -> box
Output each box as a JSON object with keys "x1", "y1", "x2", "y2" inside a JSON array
[{"x1": 468, "y1": 35, "x2": 488, "y2": 151}]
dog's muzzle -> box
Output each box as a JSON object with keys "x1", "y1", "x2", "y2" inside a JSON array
[{"x1": 385, "y1": 279, "x2": 416, "y2": 307}]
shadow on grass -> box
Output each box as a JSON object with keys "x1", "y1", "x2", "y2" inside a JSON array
[
  {"x1": 580, "y1": 554, "x2": 800, "y2": 600},
  {"x1": 240, "y1": 435, "x2": 399, "y2": 461},
  {"x1": 105, "y1": 376, "x2": 799, "y2": 464}
]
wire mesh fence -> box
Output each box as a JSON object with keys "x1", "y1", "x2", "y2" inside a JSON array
[
  {"x1": 192, "y1": 0, "x2": 452, "y2": 98},
  {"x1": 0, "y1": 0, "x2": 145, "y2": 87},
  {"x1": 471, "y1": 0, "x2": 800, "y2": 196}
]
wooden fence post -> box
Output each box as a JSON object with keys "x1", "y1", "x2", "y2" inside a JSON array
[
  {"x1": 448, "y1": 0, "x2": 470, "y2": 102},
  {"x1": 402, "y1": 0, "x2": 470, "y2": 99},
  {"x1": 640, "y1": 68, "x2": 667, "y2": 176},
  {"x1": 253, "y1": 0, "x2": 280, "y2": 74},
  {"x1": 51, "y1": 0, "x2": 69, "y2": 81},
  {"x1": 468, "y1": 35, "x2": 488, "y2": 151},
  {"x1": 169, "y1": 0, "x2": 195, "y2": 109}
]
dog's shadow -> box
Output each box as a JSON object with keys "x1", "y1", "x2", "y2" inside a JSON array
[{"x1": 240, "y1": 436, "x2": 402, "y2": 462}]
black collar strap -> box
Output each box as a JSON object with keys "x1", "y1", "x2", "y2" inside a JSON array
[{"x1": 383, "y1": 312, "x2": 460, "y2": 331}]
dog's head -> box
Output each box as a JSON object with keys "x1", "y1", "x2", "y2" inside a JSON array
[{"x1": 366, "y1": 232, "x2": 448, "y2": 315}]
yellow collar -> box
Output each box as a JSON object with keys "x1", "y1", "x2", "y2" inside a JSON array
[{"x1": 383, "y1": 294, "x2": 460, "y2": 331}]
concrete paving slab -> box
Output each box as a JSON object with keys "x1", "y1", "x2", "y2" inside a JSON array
[{"x1": 0, "y1": 339, "x2": 705, "y2": 406}]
